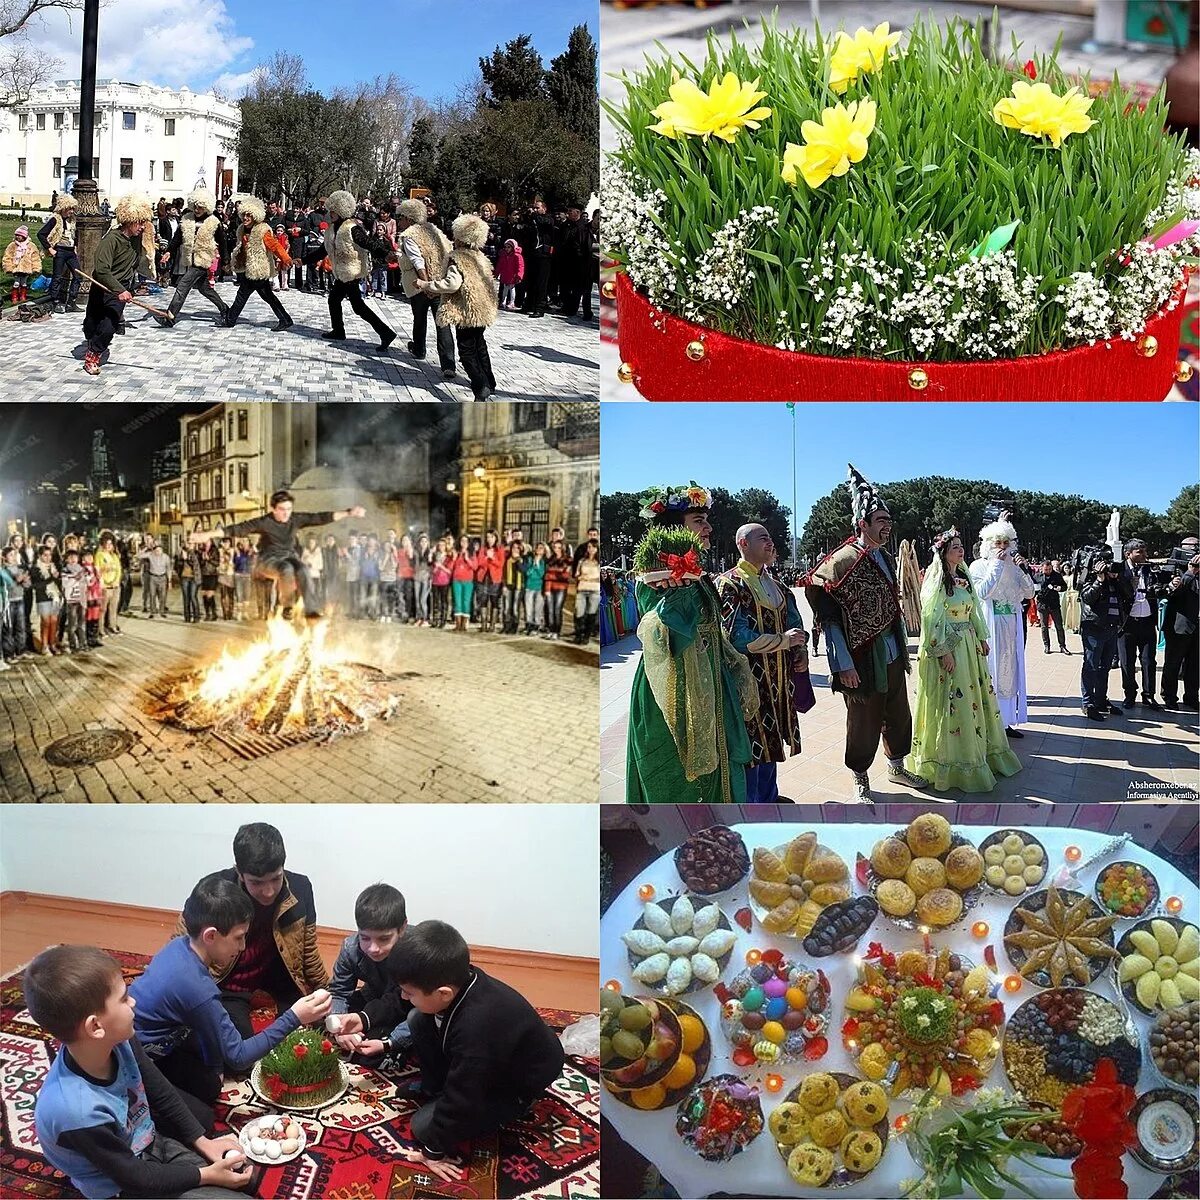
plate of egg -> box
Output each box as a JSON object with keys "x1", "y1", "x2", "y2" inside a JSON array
[{"x1": 239, "y1": 1114, "x2": 307, "y2": 1164}]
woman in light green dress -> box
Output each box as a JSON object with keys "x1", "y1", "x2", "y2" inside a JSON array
[
  {"x1": 625, "y1": 483, "x2": 757, "y2": 804},
  {"x1": 905, "y1": 530, "x2": 1023, "y2": 793}
]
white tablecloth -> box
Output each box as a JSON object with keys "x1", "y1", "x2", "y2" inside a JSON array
[{"x1": 600, "y1": 823, "x2": 1199, "y2": 1199}]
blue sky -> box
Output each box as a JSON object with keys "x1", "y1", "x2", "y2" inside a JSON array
[
  {"x1": 26, "y1": 0, "x2": 593, "y2": 101},
  {"x1": 601, "y1": 403, "x2": 1199, "y2": 522}
]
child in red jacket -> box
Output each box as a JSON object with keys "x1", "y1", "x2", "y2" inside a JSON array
[{"x1": 494, "y1": 239, "x2": 524, "y2": 311}]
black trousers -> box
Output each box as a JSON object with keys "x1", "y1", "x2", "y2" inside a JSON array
[
  {"x1": 1119, "y1": 615, "x2": 1158, "y2": 701},
  {"x1": 1037, "y1": 592, "x2": 1067, "y2": 649},
  {"x1": 226, "y1": 278, "x2": 289, "y2": 325},
  {"x1": 254, "y1": 556, "x2": 322, "y2": 614},
  {"x1": 559, "y1": 265, "x2": 593, "y2": 317},
  {"x1": 456, "y1": 326, "x2": 496, "y2": 398},
  {"x1": 1162, "y1": 628, "x2": 1198, "y2": 705},
  {"x1": 82, "y1": 285, "x2": 128, "y2": 356},
  {"x1": 524, "y1": 253, "x2": 551, "y2": 314},
  {"x1": 328, "y1": 278, "x2": 392, "y2": 340},
  {"x1": 408, "y1": 292, "x2": 456, "y2": 368},
  {"x1": 50, "y1": 247, "x2": 80, "y2": 304},
  {"x1": 168, "y1": 265, "x2": 228, "y2": 320},
  {"x1": 153, "y1": 1037, "x2": 220, "y2": 1127}
]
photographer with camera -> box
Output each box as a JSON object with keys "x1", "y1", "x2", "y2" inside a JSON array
[
  {"x1": 1078, "y1": 547, "x2": 1132, "y2": 722},
  {"x1": 1161, "y1": 537, "x2": 1199, "y2": 711},
  {"x1": 1118, "y1": 539, "x2": 1164, "y2": 709},
  {"x1": 1032, "y1": 559, "x2": 1071, "y2": 655}
]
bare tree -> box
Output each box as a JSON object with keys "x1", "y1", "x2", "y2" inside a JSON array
[
  {"x1": 340, "y1": 73, "x2": 432, "y2": 200},
  {"x1": 0, "y1": 0, "x2": 84, "y2": 108}
]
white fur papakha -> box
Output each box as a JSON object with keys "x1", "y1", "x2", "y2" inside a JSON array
[
  {"x1": 846, "y1": 463, "x2": 889, "y2": 527},
  {"x1": 397, "y1": 199, "x2": 428, "y2": 223},
  {"x1": 237, "y1": 196, "x2": 266, "y2": 224},
  {"x1": 114, "y1": 192, "x2": 153, "y2": 224},
  {"x1": 451, "y1": 214, "x2": 488, "y2": 249},
  {"x1": 55, "y1": 194, "x2": 78, "y2": 214},
  {"x1": 327, "y1": 190, "x2": 356, "y2": 220},
  {"x1": 187, "y1": 188, "x2": 215, "y2": 215},
  {"x1": 978, "y1": 519, "x2": 1019, "y2": 551}
]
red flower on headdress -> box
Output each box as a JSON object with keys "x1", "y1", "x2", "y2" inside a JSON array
[{"x1": 293, "y1": 1043, "x2": 308, "y2": 1059}]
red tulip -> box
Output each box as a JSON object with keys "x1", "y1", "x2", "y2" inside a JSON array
[
  {"x1": 293, "y1": 1043, "x2": 308, "y2": 1058},
  {"x1": 321, "y1": 1039, "x2": 333, "y2": 1054},
  {"x1": 1023, "y1": 59, "x2": 1037, "y2": 80}
]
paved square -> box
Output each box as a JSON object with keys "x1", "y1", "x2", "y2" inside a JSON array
[
  {"x1": 0, "y1": 284, "x2": 599, "y2": 402},
  {"x1": 601, "y1": 588, "x2": 1200, "y2": 804},
  {"x1": 0, "y1": 613, "x2": 598, "y2": 801}
]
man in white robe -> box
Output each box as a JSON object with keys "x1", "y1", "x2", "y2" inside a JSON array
[{"x1": 970, "y1": 519, "x2": 1037, "y2": 737}]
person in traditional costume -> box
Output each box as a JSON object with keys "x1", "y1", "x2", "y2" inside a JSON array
[
  {"x1": 626, "y1": 483, "x2": 758, "y2": 804},
  {"x1": 36, "y1": 193, "x2": 80, "y2": 313},
  {"x1": 80, "y1": 192, "x2": 153, "y2": 376},
  {"x1": 969, "y1": 517, "x2": 1036, "y2": 739},
  {"x1": 905, "y1": 529, "x2": 1022, "y2": 793},
  {"x1": 222, "y1": 197, "x2": 293, "y2": 331},
  {"x1": 805, "y1": 465, "x2": 929, "y2": 802},
  {"x1": 157, "y1": 188, "x2": 230, "y2": 327},
  {"x1": 322, "y1": 190, "x2": 395, "y2": 353},
  {"x1": 716, "y1": 523, "x2": 807, "y2": 802}
]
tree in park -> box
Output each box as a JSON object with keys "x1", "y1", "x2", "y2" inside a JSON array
[
  {"x1": 1164, "y1": 484, "x2": 1199, "y2": 541},
  {"x1": 479, "y1": 33, "x2": 546, "y2": 106},
  {"x1": 546, "y1": 24, "x2": 599, "y2": 144},
  {"x1": 1, "y1": 0, "x2": 80, "y2": 109},
  {"x1": 406, "y1": 115, "x2": 438, "y2": 190}
]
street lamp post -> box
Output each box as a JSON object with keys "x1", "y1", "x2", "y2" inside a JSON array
[{"x1": 72, "y1": 0, "x2": 106, "y2": 294}]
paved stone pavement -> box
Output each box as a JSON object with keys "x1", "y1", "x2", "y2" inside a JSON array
[
  {"x1": 0, "y1": 284, "x2": 600, "y2": 402},
  {"x1": 0, "y1": 612, "x2": 598, "y2": 802},
  {"x1": 601, "y1": 588, "x2": 1200, "y2": 804}
]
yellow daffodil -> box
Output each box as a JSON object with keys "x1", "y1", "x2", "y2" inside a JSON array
[
  {"x1": 781, "y1": 98, "x2": 876, "y2": 190},
  {"x1": 829, "y1": 22, "x2": 902, "y2": 94},
  {"x1": 992, "y1": 80, "x2": 1095, "y2": 148},
  {"x1": 648, "y1": 71, "x2": 772, "y2": 142}
]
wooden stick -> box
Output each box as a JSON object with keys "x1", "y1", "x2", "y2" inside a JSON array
[{"x1": 72, "y1": 268, "x2": 175, "y2": 321}]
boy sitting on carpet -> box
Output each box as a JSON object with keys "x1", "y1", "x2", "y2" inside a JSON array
[
  {"x1": 27, "y1": 945, "x2": 250, "y2": 1199},
  {"x1": 337, "y1": 920, "x2": 566, "y2": 1181},
  {"x1": 132, "y1": 873, "x2": 332, "y2": 1122},
  {"x1": 327, "y1": 882, "x2": 414, "y2": 1065}
]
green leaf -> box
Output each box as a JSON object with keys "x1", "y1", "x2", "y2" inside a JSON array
[{"x1": 969, "y1": 219, "x2": 1020, "y2": 258}]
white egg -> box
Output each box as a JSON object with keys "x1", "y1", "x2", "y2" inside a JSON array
[
  {"x1": 280, "y1": 1138, "x2": 299, "y2": 1155},
  {"x1": 265, "y1": 1141, "x2": 281, "y2": 1160},
  {"x1": 272, "y1": 1117, "x2": 290, "y2": 1135},
  {"x1": 249, "y1": 1137, "x2": 267, "y2": 1156},
  {"x1": 285, "y1": 1123, "x2": 301, "y2": 1141},
  {"x1": 325, "y1": 1014, "x2": 343, "y2": 1033}
]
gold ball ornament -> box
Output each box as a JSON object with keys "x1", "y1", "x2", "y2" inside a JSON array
[
  {"x1": 1175, "y1": 360, "x2": 1194, "y2": 383},
  {"x1": 617, "y1": 362, "x2": 635, "y2": 384},
  {"x1": 1136, "y1": 334, "x2": 1158, "y2": 358},
  {"x1": 601, "y1": 280, "x2": 617, "y2": 300},
  {"x1": 685, "y1": 340, "x2": 706, "y2": 362},
  {"x1": 908, "y1": 368, "x2": 929, "y2": 391}
]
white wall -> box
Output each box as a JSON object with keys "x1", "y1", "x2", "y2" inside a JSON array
[{"x1": 0, "y1": 805, "x2": 598, "y2": 959}]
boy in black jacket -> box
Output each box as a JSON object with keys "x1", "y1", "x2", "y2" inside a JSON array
[{"x1": 336, "y1": 920, "x2": 566, "y2": 1181}]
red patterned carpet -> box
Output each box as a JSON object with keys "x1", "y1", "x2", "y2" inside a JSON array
[{"x1": 0, "y1": 950, "x2": 600, "y2": 1200}]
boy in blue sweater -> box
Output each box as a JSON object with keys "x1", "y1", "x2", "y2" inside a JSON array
[
  {"x1": 28, "y1": 945, "x2": 249, "y2": 1199},
  {"x1": 327, "y1": 883, "x2": 414, "y2": 1064},
  {"x1": 132, "y1": 873, "x2": 332, "y2": 1123}
]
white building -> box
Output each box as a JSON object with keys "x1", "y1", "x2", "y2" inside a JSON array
[{"x1": 0, "y1": 79, "x2": 239, "y2": 209}]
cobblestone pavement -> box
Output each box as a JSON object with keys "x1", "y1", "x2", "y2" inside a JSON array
[
  {"x1": 601, "y1": 589, "x2": 1200, "y2": 804},
  {"x1": 0, "y1": 612, "x2": 598, "y2": 802},
  {"x1": 0, "y1": 284, "x2": 600, "y2": 402}
]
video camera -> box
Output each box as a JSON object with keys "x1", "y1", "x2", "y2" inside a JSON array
[{"x1": 1069, "y1": 544, "x2": 1117, "y2": 580}]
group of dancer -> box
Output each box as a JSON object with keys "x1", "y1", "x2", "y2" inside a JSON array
[
  {"x1": 625, "y1": 465, "x2": 1062, "y2": 803},
  {"x1": 56, "y1": 188, "x2": 501, "y2": 398}
]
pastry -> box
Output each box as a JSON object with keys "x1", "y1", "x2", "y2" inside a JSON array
[
  {"x1": 798, "y1": 1072, "x2": 840, "y2": 1114},
  {"x1": 905, "y1": 857, "x2": 946, "y2": 898},
  {"x1": 624, "y1": 897, "x2": 733, "y2": 995},
  {"x1": 784, "y1": 832, "x2": 817, "y2": 877},
  {"x1": 753, "y1": 846, "x2": 788, "y2": 883},
  {"x1": 842, "y1": 1081, "x2": 888, "y2": 1127},
  {"x1": 749, "y1": 878, "x2": 792, "y2": 908},
  {"x1": 805, "y1": 848, "x2": 849, "y2": 885},
  {"x1": 870, "y1": 836, "x2": 912, "y2": 879},
  {"x1": 896, "y1": 949, "x2": 928, "y2": 977},
  {"x1": 877, "y1": 879, "x2": 916, "y2": 917},
  {"x1": 787, "y1": 1144, "x2": 835, "y2": 1187},
  {"x1": 1004, "y1": 886, "x2": 1119, "y2": 988},
  {"x1": 985, "y1": 864, "x2": 1006, "y2": 887},
  {"x1": 810, "y1": 882, "x2": 852, "y2": 907},
  {"x1": 944, "y1": 844, "x2": 983, "y2": 890},
  {"x1": 762, "y1": 897, "x2": 803, "y2": 934},
  {"x1": 1120, "y1": 920, "x2": 1200, "y2": 1011},
  {"x1": 750, "y1": 835, "x2": 851, "y2": 936},
  {"x1": 841, "y1": 1129, "x2": 883, "y2": 1173},
  {"x1": 906, "y1": 813, "x2": 952, "y2": 858},
  {"x1": 917, "y1": 887, "x2": 963, "y2": 927},
  {"x1": 768, "y1": 1101, "x2": 810, "y2": 1146},
  {"x1": 809, "y1": 1108, "x2": 848, "y2": 1148},
  {"x1": 982, "y1": 831, "x2": 1046, "y2": 896}
]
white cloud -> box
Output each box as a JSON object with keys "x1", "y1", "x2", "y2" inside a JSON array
[
  {"x1": 18, "y1": 0, "x2": 255, "y2": 92},
  {"x1": 211, "y1": 68, "x2": 260, "y2": 98}
]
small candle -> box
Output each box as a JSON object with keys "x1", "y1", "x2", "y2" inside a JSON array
[
  {"x1": 1003, "y1": 975, "x2": 1023, "y2": 994},
  {"x1": 971, "y1": 921, "x2": 989, "y2": 940},
  {"x1": 893, "y1": 1113, "x2": 910, "y2": 1133},
  {"x1": 847, "y1": 1038, "x2": 858, "y2": 1052},
  {"x1": 1166, "y1": 896, "x2": 1183, "y2": 915},
  {"x1": 603, "y1": 979, "x2": 622, "y2": 992},
  {"x1": 765, "y1": 1073, "x2": 784, "y2": 1093},
  {"x1": 745, "y1": 949, "x2": 763, "y2": 966},
  {"x1": 637, "y1": 883, "x2": 656, "y2": 902},
  {"x1": 1065, "y1": 846, "x2": 1082, "y2": 863}
]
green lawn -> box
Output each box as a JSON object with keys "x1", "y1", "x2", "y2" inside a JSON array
[{"x1": 1, "y1": 213, "x2": 52, "y2": 298}]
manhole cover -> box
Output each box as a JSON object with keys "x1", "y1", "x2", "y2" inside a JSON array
[{"x1": 44, "y1": 729, "x2": 138, "y2": 767}]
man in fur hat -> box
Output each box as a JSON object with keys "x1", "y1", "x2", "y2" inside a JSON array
[
  {"x1": 37, "y1": 193, "x2": 81, "y2": 313},
  {"x1": 805, "y1": 465, "x2": 929, "y2": 801},
  {"x1": 396, "y1": 198, "x2": 456, "y2": 378},
  {"x1": 969, "y1": 516, "x2": 1037, "y2": 738},
  {"x1": 155, "y1": 188, "x2": 230, "y2": 327},
  {"x1": 221, "y1": 196, "x2": 293, "y2": 331},
  {"x1": 80, "y1": 192, "x2": 153, "y2": 376},
  {"x1": 321, "y1": 189, "x2": 395, "y2": 352}
]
